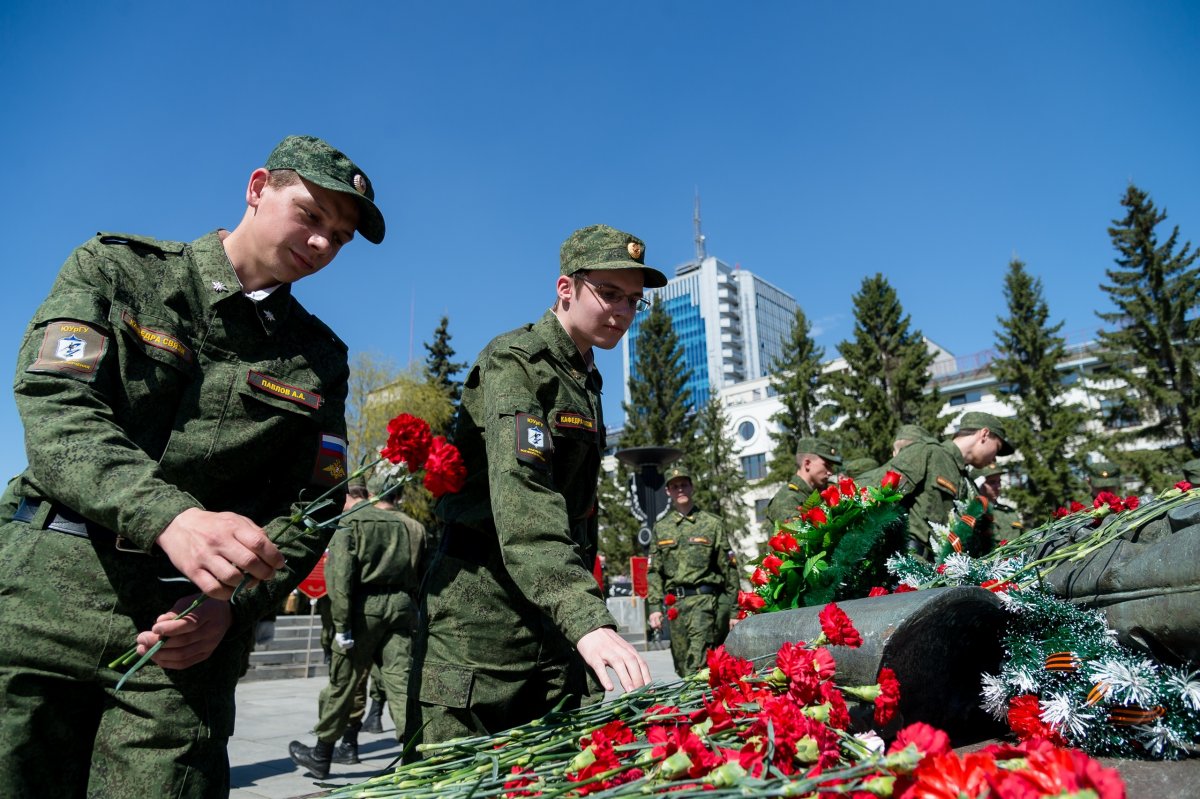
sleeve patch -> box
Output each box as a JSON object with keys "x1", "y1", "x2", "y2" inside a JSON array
[
  {"x1": 121, "y1": 311, "x2": 193, "y2": 365},
  {"x1": 688, "y1": 537, "x2": 712, "y2": 545},
  {"x1": 515, "y1": 412, "x2": 553, "y2": 470},
  {"x1": 27, "y1": 320, "x2": 108, "y2": 382},
  {"x1": 935, "y1": 476, "x2": 958, "y2": 495},
  {"x1": 312, "y1": 432, "x2": 348, "y2": 485}
]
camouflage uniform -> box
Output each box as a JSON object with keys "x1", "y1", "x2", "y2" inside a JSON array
[
  {"x1": 315, "y1": 502, "x2": 425, "y2": 743},
  {"x1": 764, "y1": 477, "x2": 815, "y2": 530},
  {"x1": 410, "y1": 310, "x2": 616, "y2": 744},
  {"x1": 647, "y1": 508, "x2": 740, "y2": 677},
  {"x1": 989, "y1": 501, "x2": 1024, "y2": 539},
  {"x1": 866, "y1": 440, "x2": 974, "y2": 559},
  {"x1": 0, "y1": 231, "x2": 349, "y2": 797}
]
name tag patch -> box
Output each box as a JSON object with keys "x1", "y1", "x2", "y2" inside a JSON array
[
  {"x1": 552, "y1": 411, "x2": 596, "y2": 431},
  {"x1": 312, "y1": 432, "x2": 348, "y2": 486},
  {"x1": 122, "y1": 311, "x2": 193, "y2": 364},
  {"x1": 247, "y1": 370, "x2": 322, "y2": 409},
  {"x1": 28, "y1": 320, "x2": 108, "y2": 382},
  {"x1": 515, "y1": 412, "x2": 553, "y2": 470}
]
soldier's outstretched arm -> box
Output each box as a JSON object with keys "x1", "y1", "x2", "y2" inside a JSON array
[{"x1": 576, "y1": 626, "x2": 652, "y2": 692}]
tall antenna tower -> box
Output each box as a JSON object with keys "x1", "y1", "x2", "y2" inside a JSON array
[{"x1": 693, "y1": 187, "x2": 707, "y2": 264}]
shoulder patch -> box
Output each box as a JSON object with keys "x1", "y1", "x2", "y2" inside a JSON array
[
  {"x1": 657, "y1": 539, "x2": 676, "y2": 546},
  {"x1": 688, "y1": 536, "x2": 712, "y2": 545},
  {"x1": 552, "y1": 410, "x2": 597, "y2": 432},
  {"x1": 515, "y1": 412, "x2": 553, "y2": 470},
  {"x1": 311, "y1": 433, "x2": 348, "y2": 486},
  {"x1": 935, "y1": 476, "x2": 958, "y2": 495},
  {"x1": 27, "y1": 320, "x2": 108, "y2": 382}
]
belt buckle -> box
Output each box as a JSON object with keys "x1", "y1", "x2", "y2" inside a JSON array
[{"x1": 114, "y1": 535, "x2": 146, "y2": 555}]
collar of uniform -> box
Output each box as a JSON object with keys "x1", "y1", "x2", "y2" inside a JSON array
[
  {"x1": 788, "y1": 478, "x2": 812, "y2": 494},
  {"x1": 940, "y1": 439, "x2": 968, "y2": 473},
  {"x1": 191, "y1": 231, "x2": 294, "y2": 325},
  {"x1": 538, "y1": 310, "x2": 604, "y2": 390},
  {"x1": 670, "y1": 508, "x2": 696, "y2": 525}
]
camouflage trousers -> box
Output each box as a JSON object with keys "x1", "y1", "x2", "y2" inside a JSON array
[
  {"x1": 406, "y1": 552, "x2": 599, "y2": 752},
  {"x1": 314, "y1": 594, "x2": 413, "y2": 742},
  {"x1": 667, "y1": 593, "x2": 719, "y2": 678},
  {"x1": 0, "y1": 520, "x2": 245, "y2": 799}
]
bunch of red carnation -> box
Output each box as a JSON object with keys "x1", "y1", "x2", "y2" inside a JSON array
[{"x1": 379, "y1": 413, "x2": 466, "y2": 497}]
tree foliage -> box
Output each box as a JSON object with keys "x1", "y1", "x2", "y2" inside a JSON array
[
  {"x1": 825, "y1": 274, "x2": 946, "y2": 463},
  {"x1": 685, "y1": 395, "x2": 753, "y2": 556},
  {"x1": 1095, "y1": 184, "x2": 1200, "y2": 467},
  {"x1": 424, "y1": 314, "x2": 467, "y2": 405},
  {"x1": 620, "y1": 297, "x2": 697, "y2": 448},
  {"x1": 596, "y1": 468, "x2": 639, "y2": 573},
  {"x1": 990, "y1": 259, "x2": 1091, "y2": 524},
  {"x1": 766, "y1": 307, "x2": 827, "y2": 484}
]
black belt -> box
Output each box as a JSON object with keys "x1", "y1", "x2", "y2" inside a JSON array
[
  {"x1": 670, "y1": 584, "x2": 716, "y2": 597},
  {"x1": 12, "y1": 498, "x2": 145, "y2": 553}
]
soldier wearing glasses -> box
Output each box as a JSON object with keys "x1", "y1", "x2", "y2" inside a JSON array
[{"x1": 409, "y1": 225, "x2": 661, "y2": 748}]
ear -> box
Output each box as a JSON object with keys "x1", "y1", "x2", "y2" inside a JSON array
[
  {"x1": 246, "y1": 167, "x2": 271, "y2": 208},
  {"x1": 555, "y1": 274, "x2": 574, "y2": 305}
]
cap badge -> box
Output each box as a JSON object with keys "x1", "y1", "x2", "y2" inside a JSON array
[
  {"x1": 627, "y1": 241, "x2": 644, "y2": 260},
  {"x1": 352, "y1": 174, "x2": 367, "y2": 195}
]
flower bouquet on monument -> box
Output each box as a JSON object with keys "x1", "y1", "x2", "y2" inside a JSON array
[
  {"x1": 108, "y1": 412, "x2": 466, "y2": 688},
  {"x1": 741, "y1": 471, "x2": 907, "y2": 614},
  {"x1": 321, "y1": 602, "x2": 1124, "y2": 798},
  {"x1": 885, "y1": 482, "x2": 1200, "y2": 761}
]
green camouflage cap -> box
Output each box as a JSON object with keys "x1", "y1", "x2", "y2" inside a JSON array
[
  {"x1": 560, "y1": 224, "x2": 667, "y2": 288},
  {"x1": 1182, "y1": 458, "x2": 1200, "y2": 483},
  {"x1": 347, "y1": 473, "x2": 368, "y2": 492},
  {"x1": 972, "y1": 462, "x2": 1006, "y2": 479},
  {"x1": 956, "y1": 411, "x2": 1014, "y2": 456},
  {"x1": 664, "y1": 466, "x2": 692, "y2": 485},
  {"x1": 265, "y1": 135, "x2": 386, "y2": 244},
  {"x1": 796, "y1": 437, "x2": 843, "y2": 465},
  {"x1": 893, "y1": 423, "x2": 934, "y2": 444},
  {"x1": 1088, "y1": 461, "x2": 1122, "y2": 489},
  {"x1": 842, "y1": 456, "x2": 879, "y2": 477},
  {"x1": 366, "y1": 473, "x2": 387, "y2": 496}
]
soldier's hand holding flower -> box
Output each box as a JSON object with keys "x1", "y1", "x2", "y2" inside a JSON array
[
  {"x1": 156, "y1": 508, "x2": 284, "y2": 601},
  {"x1": 135, "y1": 593, "x2": 233, "y2": 671}
]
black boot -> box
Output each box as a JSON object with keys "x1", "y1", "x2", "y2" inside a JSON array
[
  {"x1": 362, "y1": 698, "x2": 385, "y2": 734},
  {"x1": 288, "y1": 739, "x2": 334, "y2": 779},
  {"x1": 333, "y1": 723, "x2": 361, "y2": 764}
]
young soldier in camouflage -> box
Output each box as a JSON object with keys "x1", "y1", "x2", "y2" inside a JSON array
[
  {"x1": 646, "y1": 467, "x2": 741, "y2": 677},
  {"x1": 764, "y1": 436, "x2": 842, "y2": 529},
  {"x1": 864, "y1": 411, "x2": 1014, "y2": 559},
  {"x1": 409, "y1": 224, "x2": 661, "y2": 748},
  {"x1": 0, "y1": 135, "x2": 384, "y2": 798}
]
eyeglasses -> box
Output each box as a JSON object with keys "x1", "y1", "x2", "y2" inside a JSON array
[{"x1": 578, "y1": 275, "x2": 650, "y2": 313}]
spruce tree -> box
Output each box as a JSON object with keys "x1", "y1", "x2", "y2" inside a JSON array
[
  {"x1": 826, "y1": 274, "x2": 945, "y2": 464},
  {"x1": 1096, "y1": 185, "x2": 1200, "y2": 474},
  {"x1": 766, "y1": 307, "x2": 827, "y2": 484},
  {"x1": 685, "y1": 395, "x2": 752, "y2": 555},
  {"x1": 596, "y1": 468, "x2": 639, "y2": 571},
  {"x1": 991, "y1": 259, "x2": 1091, "y2": 524},
  {"x1": 621, "y1": 297, "x2": 697, "y2": 448},
  {"x1": 423, "y1": 315, "x2": 467, "y2": 405}
]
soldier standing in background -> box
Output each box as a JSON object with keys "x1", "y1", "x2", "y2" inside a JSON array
[
  {"x1": 975, "y1": 463, "x2": 1024, "y2": 538},
  {"x1": 646, "y1": 467, "x2": 741, "y2": 677},
  {"x1": 408, "y1": 225, "x2": 659, "y2": 749},
  {"x1": 892, "y1": 423, "x2": 937, "y2": 457},
  {"x1": 865, "y1": 411, "x2": 1014, "y2": 559},
  {"x1": 841, "y1": 456, "x2": 880, "y2": 480},
  {"x1": 764, "y1": 437, "x2": 842, "y2": 529},
  {"x1": 1087, "y1": 461, "x2": 1123, "y2": 498},
  {"x1": 0, "y1": 135, "x2": 384, "y2": 798},
  {"x1": 289, "y1": 473, "x2": 425, "y2": 779}
]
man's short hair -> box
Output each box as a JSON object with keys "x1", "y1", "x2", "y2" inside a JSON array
[{"x1": 348, "y1": 484, "x2": 370, "y2": 500}]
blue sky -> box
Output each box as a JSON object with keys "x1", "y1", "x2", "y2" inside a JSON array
[{"x1": 1, "y1": 1, "x2": 1198, "y2": 482}]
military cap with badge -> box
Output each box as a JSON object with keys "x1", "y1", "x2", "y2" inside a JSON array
[
  {"x1": 664, "y1": 466, "x2": 692, "y2": 486},
  {"x1": 265, "y1": 135, "x2": 387, "y2": 244},
  {"x1": 1088, "y1": 461, "x2": 1122, "y2": 490},
  {"x1": 560, "y1": 224, "x2": 668, "y2": 289},
  {"x1": 956, "y1": 411, "x2": 1015, "y2": 457},
  {"x1": 796, "y1": 437, "x2": 842, "y2": 465}
]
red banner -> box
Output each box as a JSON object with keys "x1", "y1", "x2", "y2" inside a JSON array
[
  {"x1": 297, "y1": 552, "x2": 328, "y2": 600},
  {"x1": 630, "y1": 556, "x2": 649, "y2": 598}
]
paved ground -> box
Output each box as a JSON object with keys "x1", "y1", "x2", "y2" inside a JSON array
[{"x1": 229, "y1": 647, "x2": 679, "y2": 799}]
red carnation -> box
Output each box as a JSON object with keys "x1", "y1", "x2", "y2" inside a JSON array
[
  {"x1": 769, "y1": 532, "x2": 799, "y2": 553},
  {"x1": 1069, "y1": 500, "x2": 1086, "y2": 512},
  {"x1": 663, "y1": 593, "x2": 677, "y2": 606},
  {"x1": 738, "y1": 590, "x2": 766, "y2": 612},
  {"x1": 980, "y1": 579, "x2": 1016, "y2": 594},
  {"x1": 818, "y1": 603, "x2": 863, "y2": 648},
  {"x1": 820, "y1": 485, "x2": 841, "y2": 507},
  {"x1": 888, "y1": 721, "x2": 951, "y2": 760},
  {"x1": 894, "y1": 584, "x2": 917, "y2": 593},
  {"x1": 1007, "y1": 694, "x2": 1066, "y2": 745},
  {"x1": 1177, "y1": 481, "x2": 1193, "y2": 491},
  {"x1": 804, "y1": 506, "x2": 828, "y2": 525},
  {"x1": 1124, "y1": 495, "x2": 1139, "y2": 509},
  {"x1": 839, "y1": 477, "x2": 857, "y2": 497},
  {"x1": 762, "y1": 553, "x2": 783, "y2": 574},
  {"x1": 1053, "y1": 507, "x2": 1068, "y2": 519},
  {"x1": 422, "y1": 436, "x2": 466, "y2": 497},
  {"x1": 379, "y1": 413, "x2": 433, "y2": 471},
  {"x1": 666, "y1": 607, "x2": 679, "y2": 621},
  {"x1": 868, "y1": 586, "x2": 890, "y2": 597},
  {"x1": 881, "y1": 470, "x2": 901, "y2": 490},
  {"x1": 874, "y1": 667, "x2": 901, "y2": 726},
  {"x1": 705, "y1": 645, "x2": 754, "y2": 687}
]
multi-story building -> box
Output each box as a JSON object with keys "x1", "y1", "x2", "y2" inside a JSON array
[{"x1": 621, "y1": 206, "x2": 797, "y2": 409}]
